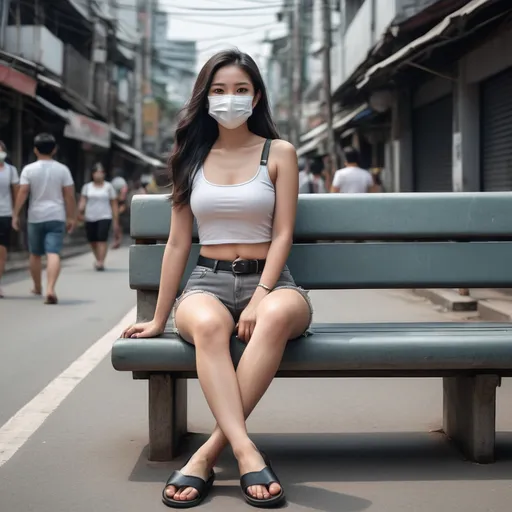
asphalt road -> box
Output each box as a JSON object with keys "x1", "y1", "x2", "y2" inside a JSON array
[{"x1": 1, "y1": 250, "x2": 512, "y2": 512}]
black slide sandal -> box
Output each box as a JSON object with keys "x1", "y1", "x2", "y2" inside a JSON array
[
  {"x1": 240, "y1": 453, "x2": 286, "y2": 508},
  {"x1": 162, "y1": 469, "x2": 215, "y2": 509}
]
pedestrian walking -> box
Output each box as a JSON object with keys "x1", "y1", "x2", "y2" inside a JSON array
[
  {"x1": 298, "y1": 156, "x2": 327, "y2": 194},
  {"x1": 123, "y1": 49, "x2": 312, "y2": 509},
  {"x1": 12, "y1": 133, "x2": 76, "y2": 305},
  {"x1": 0, "y1": 141, "x2": 19, "y2": 297},
  {"x1": 110, "y1": 168, "x2": 128, "y2": 249},
  {"x1": 330, "y1": 147, "x2": 374, "y2": 193},
  {"x1": 79, "y1": 163, "x2": 119, "y2": 271}
]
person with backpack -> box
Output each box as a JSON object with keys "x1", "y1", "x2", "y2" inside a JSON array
[
  {"x1": 0, "y1": 141, "x2": 19, "y2": 298},
  {"x1": 78, "y1": 163, "x2": 119, "y2": 271}
]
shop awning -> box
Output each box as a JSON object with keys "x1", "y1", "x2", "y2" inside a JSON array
[
  {"x1": 357, "y1": 0, "x2": 494, "y2": 89},
  {"x1": 114, "y1": 141, "x2": 166, "y2": 168},
  {"x1": 299, "y1": 103, "x2": 370, "y2": 144},
  {"x1": 0, "y1": 63, "x2": 37, "y2": 97},
  {"x1": 64, "y1": 111, "x2": 111, "y2": 148},
  {"x1": 297, "y1": 136, "x2": 324, "y2": 157},
  {"x1": 35, "y1": 96, "x2": 70, "y2": 120},
  {"x1": 110, "y1": 126, "x2": 131, "y2": 142},
  {"x1": 300, "y1": 122, "x2": 328, "y2": 144},
  {"x1": 333, "y1": 103, "x2": 370, "y2": 130}
]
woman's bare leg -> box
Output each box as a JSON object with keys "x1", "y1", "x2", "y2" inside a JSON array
[
  {"x1": 170, "y1": 290, "x2": 310, "y2": 502},
  {"x1": 166, "y1": 292, "x2": 247, "y2": 501}
]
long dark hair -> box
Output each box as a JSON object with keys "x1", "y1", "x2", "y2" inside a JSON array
[{"x1": 169, "y1": 49, "x2": 280, "y2": 207}]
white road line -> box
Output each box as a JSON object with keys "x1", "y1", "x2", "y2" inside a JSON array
[{"x1": 0, "y1": 306, "x2": 137, "y2": 467}]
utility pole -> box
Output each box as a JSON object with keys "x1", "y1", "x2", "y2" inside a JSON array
[
  {"x1": 289, "y1": 0, "x2": 303, "y2": 147},
  {"x1": 321, "y1": 0, "x2": 337, "y2": 173},
  {"x1": 0, "y1": 0, "x2": 12, "y2": 48}
]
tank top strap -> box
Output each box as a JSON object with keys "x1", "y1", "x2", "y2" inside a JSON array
[{"x1": 260, "y1": 139, "x2": 272, "y2": 166}]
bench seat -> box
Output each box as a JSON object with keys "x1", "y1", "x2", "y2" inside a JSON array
[
  {"x1": 112, "y1": 322, "x2": 512, "y2": 376},
  {"x1": 117, "y1": 194, "x2": 512, "y2": 465}
]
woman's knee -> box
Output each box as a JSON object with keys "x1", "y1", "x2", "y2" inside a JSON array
[
  {"x1": 257, "y1": 290, "x2": 311, "y2": 337},
  {"x1": 256, "y1": 298, "x2": 294, "y2": 336},
  {"x1": 176, "y1": 293, "x2": 234, "y2": 348},
  {"x1": 193, "y1": 313, "x2": 229, "y2": 343}
]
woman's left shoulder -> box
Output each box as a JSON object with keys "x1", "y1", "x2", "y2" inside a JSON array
[{"x1": 270, "y1": 139, "x2": 297, "y2": 158}]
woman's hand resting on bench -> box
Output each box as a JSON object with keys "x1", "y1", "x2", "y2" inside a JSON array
[{"x1": 122, "y1": 320, "x2": 164, "y2": 339}]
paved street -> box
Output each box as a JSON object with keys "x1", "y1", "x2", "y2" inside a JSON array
[{"x1": 1, "y1": 251, "x2": 512, "y2": 512}]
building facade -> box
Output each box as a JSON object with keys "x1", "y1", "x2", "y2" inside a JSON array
[{"x1": 0, "y1": 0, "x2": 165, "y2": 249}]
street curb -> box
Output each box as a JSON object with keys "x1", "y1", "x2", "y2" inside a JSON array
[
  {"x1": 478, "y1": 299, "x2": 512, "y2": 322},
  {"x1": 5, "y1": 244, "x2": 90, "y2": 274},
  {"x1": 413, "y1": 288, "x2": 478, "y2": 312}
]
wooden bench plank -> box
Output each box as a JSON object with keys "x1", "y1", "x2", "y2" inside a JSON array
[
  {"x1": 130, "y1": 193, "x2": 512, "y2": 241},
  {"x1": 129, "y1": 242, "x2": 512, "y2": 291}
]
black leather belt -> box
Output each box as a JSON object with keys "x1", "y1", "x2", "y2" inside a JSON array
[{"x1": 197, "y1": 255, "x2": 266, "y2": 274}]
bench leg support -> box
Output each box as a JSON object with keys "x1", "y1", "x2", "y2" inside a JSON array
[
  {"x1": 148, "y1": 374, "x2": 188, "y2": 462},
  {"x1": 443, "y1": 375, "x2": 500, "y2": 464}
]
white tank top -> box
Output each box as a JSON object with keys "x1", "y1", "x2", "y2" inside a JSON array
[{"x1": 190, "y1": 140, "x2": 275, "y2": 245}]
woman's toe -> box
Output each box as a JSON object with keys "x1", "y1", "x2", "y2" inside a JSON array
[
  {"x1": 181, "y1": 488, "x2": 198, "y2": 501},
  {"x1": 165, "y1": 485, "x2": 177, "y2": 498},
  {"x1": 269, "y1": 482, "x2": 282, "y2": 496}
]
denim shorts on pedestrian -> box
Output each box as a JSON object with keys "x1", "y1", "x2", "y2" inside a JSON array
[
  {"x1": 28, "y1": 221, "x2": 66, "y2": 256},
  {"x1": 172, "y1": 264, "x2": 313, "y2": 336}
]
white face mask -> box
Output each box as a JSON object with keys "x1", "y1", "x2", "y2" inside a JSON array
[
  {"x1": 0, "y1": 152, "x2": 6, "y2": 162},
  {"x1": 208, "y1": 95, "x2": 253, "y2": 129}
]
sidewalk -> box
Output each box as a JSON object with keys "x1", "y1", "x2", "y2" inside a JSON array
[
  {"x1": 1, "y1": 288, "x2": 512, "y2": 512},
  {"x1": 5, "y1": 234, "x2": 131, "y2": 274},
  {"x1": 5, "y1": 237, "x2": 90, "y2": 274},
  {"x1": 413, "y1": 288, "x2": 512, "y2": 321}
]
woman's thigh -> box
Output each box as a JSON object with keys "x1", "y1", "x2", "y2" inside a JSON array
[
  {"x1": 256, "y1": 288, "x2": 312, "y2": 340},
  {"x1": 174, "y1": 291, "x2": 235, "y2": 345}
]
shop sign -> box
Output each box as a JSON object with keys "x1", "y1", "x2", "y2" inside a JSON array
[
  {"x1": 64, "y1": 111, "x2": 111, "y2": 148},
  {"x1": 0, "y1": 63, "x2": 37, "y2": 97}
]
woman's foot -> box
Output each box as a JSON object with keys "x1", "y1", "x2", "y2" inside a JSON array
[
  {"x1": 236, "y1": 444, "x2": 282, "y2": 501},
  {"x1": 31, "y1": 288, "x2": 42, "y2": 296},
  {"x1": 164, "y1": 452, "x2": 214, "y2": 503},
  {"x1": 44, "y1": 294, "x2": 58, "y2": 305}
]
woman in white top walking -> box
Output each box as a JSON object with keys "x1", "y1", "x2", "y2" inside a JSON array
[
  {"x1": 79, "y1": 163, "x2": 119, "y2": 271},
  {"x1": 0, "y1": 141, "x2": 19, "y2": 297}
]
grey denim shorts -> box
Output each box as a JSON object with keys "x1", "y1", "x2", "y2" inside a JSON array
[{"x1": 172, "y1": 264, "x2": 313, "y2": 333}]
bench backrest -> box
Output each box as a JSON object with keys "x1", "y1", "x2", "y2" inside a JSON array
[{"x1": 130, "y1": 193, "x2": 512, "y2": 298}]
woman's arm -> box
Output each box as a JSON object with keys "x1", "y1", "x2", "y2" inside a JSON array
[
  {"x1": 152, "y1": 204, "x2": 194, "y2": 330},
  {"x1": 78, "y1": 195, "x2": 87, "y2": 220},
  {"x1": 253, "y1": 140, "x2": 298, "y2": 301}
]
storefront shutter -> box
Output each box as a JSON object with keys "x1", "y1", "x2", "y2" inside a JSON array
[{"x1": 413, "y1": 95, "x2": 453, "y2": 192}]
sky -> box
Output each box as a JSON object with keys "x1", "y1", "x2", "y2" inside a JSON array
[{"x1": 157, "y1": 0, "x2": 288, "y2": 71}]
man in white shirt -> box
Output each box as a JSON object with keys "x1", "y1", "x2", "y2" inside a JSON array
[
  {"x1": 12, "y1": 133, "x2": 77, "y2": 304},
  {"x1": 331, "y1": 147, "x2": 374, "y2": 194}
]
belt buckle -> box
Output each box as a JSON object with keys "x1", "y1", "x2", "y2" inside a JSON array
[
  {"x1": 232, "y1": 259, "x2": 246, "y2": 274},
  {"x1": 232, "y1": 259, "x2": 258, "y2": 274}
]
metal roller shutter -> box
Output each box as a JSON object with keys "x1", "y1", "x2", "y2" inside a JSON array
[
  {"x1": 413, "y1": 95, "x2": 453, "y2": 192},
  {"x1": 481, "y1": 68, "x2": 512, "y2": 191}
]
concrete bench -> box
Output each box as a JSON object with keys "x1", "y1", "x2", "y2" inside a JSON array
[{"x1": 112, "y1": 193, "x2": 512, "y2": 464}]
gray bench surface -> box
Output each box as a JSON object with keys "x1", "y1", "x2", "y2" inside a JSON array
[
  {"x1": 113, "y1": 322, "x2": 512, "y2": 376},
  {"x1": 112, "y1": 193, "x2": 512, "y2": 465}
]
